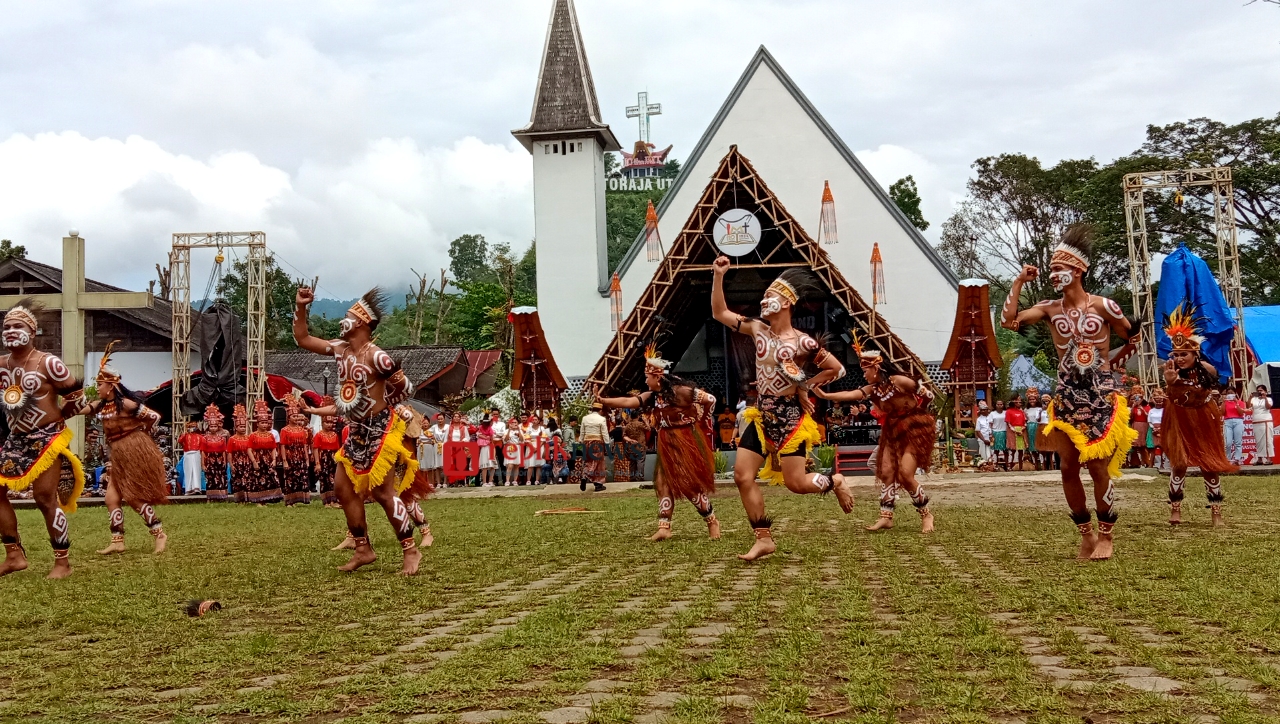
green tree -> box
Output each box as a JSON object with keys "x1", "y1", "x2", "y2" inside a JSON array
[
  {"x1": 603, "y1": 152, "x2": 620, "y2": 177},
  {"x1": 448, "y1": 233, "x2": 492, "y2": 284},
  {"x1": 216, "y1": 254, "x2": 303, "y2": 350},
  {"x1": 661, "y1": 158, "x2": 681, "y2": 179},
  {"x1": 888, "y1": 175, "x2": 929, "y2": 231},
  {"x1": 515, "y1": 242, "x2": 537, "y2": 300},
  {"x1": 0, "y1": 239, "x2": 27, "y2": 263}
]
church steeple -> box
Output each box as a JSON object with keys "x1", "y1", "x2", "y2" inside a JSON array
[{"x1": 513, "y1": 0, "x2": 620, "y2": 152}]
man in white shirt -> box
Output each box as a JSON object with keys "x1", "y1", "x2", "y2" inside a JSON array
[
  {"x1": 580, "y1": 403, "x2": 609, "y2": 492},
  {"x1": 974, "y1": 402, "x2": 993, "y2": 465}
]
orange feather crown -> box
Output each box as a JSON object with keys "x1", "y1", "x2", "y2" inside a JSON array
[
  {"x1": 851, "y1": 330, "x2": 882, "y2": 365},
  {"x1": 96, "y1": 339, "x2": 122, "y2": 384},
  {"x1": 643, "y1": 342, "x2": 671, "y2": 375},
  {"x1": 1163, "y1": 303, "x2": 1204, "y2": 352}
]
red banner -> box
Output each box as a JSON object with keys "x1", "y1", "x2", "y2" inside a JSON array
[{"x1": 442, "y1": 441, "x2": 480, "y2": 482}]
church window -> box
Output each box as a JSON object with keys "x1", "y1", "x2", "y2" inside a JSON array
[
  {"x1": 568, "y1": 142, "x2": 573, "y2": 153},
  {"x1": 544, "y1": 144, "x2": 550, "y2": 154}
]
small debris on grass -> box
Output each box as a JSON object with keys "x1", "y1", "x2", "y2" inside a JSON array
[
  {"x1": 184, "y1": 600, "x2": 221, "y2": 617},
  {"x1": 535, "y1": 507, "x2": 607, "y2": 516}
]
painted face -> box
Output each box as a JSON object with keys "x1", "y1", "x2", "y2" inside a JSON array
[
  {"x1": 760, "y1": 293, "x2": 783, "y2": 317},
  {"x1": 339, "y1": 314, "x2": 360, "y2": 339},
  {"x1": 1171, "y1": 349, "x2": 1196, "y2": 370},
  {"x1": 1049, "y1": 267, "x2": 1074, "y2": 292},
  {"x1": 2, "y1": 320, "x2": 32, "y2": 349}
]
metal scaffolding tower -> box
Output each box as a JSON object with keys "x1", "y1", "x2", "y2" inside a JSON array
[
  {"x1": 170, "y1": 232, "x2": 267, "y2": 452},
  {"x1": 1123, "y1": 167, "x2": 1252, "y2": 391}
]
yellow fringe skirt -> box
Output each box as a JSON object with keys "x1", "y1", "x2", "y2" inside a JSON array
[
  {"x1": 0, "y1": 426, "x2": 86, "y2": 513},
  {"x1": 743, "y1": 407, "x2": 822, "y2": 486},
  {"x1": 1044, "y1": 393, "x2": 1138, "y2": 480},
  {"x1": 335, "y1": 413, "x2": 416, "y2": 496}
]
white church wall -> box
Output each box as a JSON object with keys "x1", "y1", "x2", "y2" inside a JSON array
[
  {"x1": 618, "y1": 56, "x2": 957, "y2": 363},
  {"x1": 531, "y1": 136, "x2": 615, "y2": 378}
]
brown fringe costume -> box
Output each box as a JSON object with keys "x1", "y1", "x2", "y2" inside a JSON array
[
  {"x1": 1164, "y1": 368, "x2": 1238, "y2": 504},
  {"x1": 98, "y1": 402, "x2": 169, "y2": 506},
  {"x1": 868, "y1": 382, "x2": 936, "y2": 513}
]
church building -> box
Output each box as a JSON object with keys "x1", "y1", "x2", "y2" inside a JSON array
[{"x1": 514, "y1": 0, "x2": 958, "y2": 395}]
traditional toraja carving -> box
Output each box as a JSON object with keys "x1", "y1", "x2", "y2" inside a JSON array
[{"x1": 586, "y1": 145, "x2": 935, "y2": 397}]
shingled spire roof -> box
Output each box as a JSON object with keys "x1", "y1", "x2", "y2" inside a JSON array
[{"x1": 512, "y1": 0, "x2": 620, "y2": 152}]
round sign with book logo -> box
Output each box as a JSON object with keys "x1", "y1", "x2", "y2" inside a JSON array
[{"x1": 712, "y1": 209, "x2": 761, "y2": 257}]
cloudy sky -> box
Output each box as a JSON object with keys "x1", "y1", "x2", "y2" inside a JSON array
[{"x1": 0, "y1": 0, "x2": 1276, "y2": 299}]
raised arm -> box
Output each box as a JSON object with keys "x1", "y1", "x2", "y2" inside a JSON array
[
  {"x1": 293, "y1": 286, "x2": 336, "y2": 355},
  {"x1": 1001, "y1": 265, "x2": 1049, "y2": 331},
  {"x1": 712, "y1": 256, "x2": 762, "y2": 336}
]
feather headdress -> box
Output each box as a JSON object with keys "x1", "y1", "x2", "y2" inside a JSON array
[
  {"x1": 1163, "y1": 303, "x2": 1205, "y2": 352},
  {"x1": 1051, "y1": 224, "x2": 1093, "y2": 273},
  {"x1": 850, "y1": 330, "x2": 882, "y2": 365},
  {"x1": 643, "y1": 342, "x2": 672, "y2": 376},
  {"x1": 348, "y1": 287, "x2": 389, "y2": 330},
  {"x1": 96, "y1": 339, "x2": 122, "y2": 384},
  {"x1": 4, "y1": 297, "x2": 42, "y2": 332}
]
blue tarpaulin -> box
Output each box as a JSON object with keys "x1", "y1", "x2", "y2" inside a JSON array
[
  {"x1": 1244, "y1": 306, "x2": 1280, "y2": 364},
  {"x1": 1155, "y1": 244, "x2": 1236, "y2": 385}
]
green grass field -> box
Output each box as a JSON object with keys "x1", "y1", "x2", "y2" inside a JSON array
[{"x1": 3, "y1": 474, "x2": 1280, "y2": 724}]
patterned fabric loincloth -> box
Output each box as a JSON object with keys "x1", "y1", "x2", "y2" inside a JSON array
[
  {"x1": 0, "y1": 422, "x2": 86, "y2": 511},
  {"x1": 742, "y1": 394, "x2": 821, "y2": 485},
  {"x1": 1044, "y1": 359, "x2": 1136, "y2": 479},
  {"x1": 336, "y1": 407, "x2": 415, "y2": 495}
]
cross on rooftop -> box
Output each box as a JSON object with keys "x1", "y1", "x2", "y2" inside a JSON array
[{"x1": 625, "y1": 91, "x2": 662, "y2": 144}]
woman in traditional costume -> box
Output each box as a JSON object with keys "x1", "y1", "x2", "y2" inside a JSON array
[
  {"x1": 502, "y1": 415, "x2": 523, "y2": 485},
  {"x1": 1161, "y1": 305, "x2": 1237, "y2": 527},
  {"x1": 247, "y1": 400, "x2": 282, "y2": 504},
  {"x1": 816, "y1": 338, "x2": 937, "y2": 533},
  {"x1": 200, "y1": 404, "x2": 230, "y2": 501},
  {"x1": 1127, "y1": 386, "x2": 1151, "y2": 468},
  {"x1": 312, "y1": 398, "x2": 342, "y2": 507},
  {"x1": 227, "y1": 404, "x2": 253, "y2": 503},
  {"x1": 279, "y1": 398, "x2": 313, "y2": 506},
  {"x1": 599, "y1": 345, "x2": 720, "y2": 541},
  {"x1": 75, "y1": 345, "x2": 170, "y2": 554}
]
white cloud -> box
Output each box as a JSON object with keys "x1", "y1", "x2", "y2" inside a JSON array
[{"x1": 0, "y1": 131, "x2": 531, "y2": 298}]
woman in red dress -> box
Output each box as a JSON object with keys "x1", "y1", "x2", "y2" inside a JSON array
[
  {"x1": 312, "y1": 398, "x2": 342, "y2": 508},
  {"x1": 201, "y1": 404, "x2": 230, "y2": 501},
  {"x1": 228, "y1": 404, "x2": 252, "y2": 503},
  {"x1": 247, "y1": 400, "x2": 282, "y2": 504},
  {"x1": 279, "y1": 398, "x2": 313, "y2": 506}
]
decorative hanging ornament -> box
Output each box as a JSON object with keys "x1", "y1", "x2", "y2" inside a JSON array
[
  {"x1": 2, "y1": 384, "x2": 27, "y2": 410},
  {"x1": 643, "y1": 200, "x2": 663, "y2": 262},
  {"x1": 819, "y1": 180, "x2": 838, "y2": 245},
  {"x1": 870, "y1": 242, "x2": 886, "y2": 306},
  {"x1": 609, "y1": 272, "x2": 623, "y2": 332}
]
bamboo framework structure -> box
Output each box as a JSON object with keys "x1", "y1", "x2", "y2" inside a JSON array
[
  {"x1": 170, "y1": 232, "x2": 267, "y2": 456},
  {"x1": 586, "y1": 145, "x2": 934, "y2": 395},
  {"x1": 1123, "y1": 167, "x2": 1251, "y2": 391}
]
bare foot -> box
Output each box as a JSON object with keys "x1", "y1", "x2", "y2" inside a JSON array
[
  {"x1": 866, "y1": 513, "x2": 894, "y2": 532},
  {"x1": 1168, "y1": 502, "x2": 1181, "y2": 526},
  {"x1": 419, "y1": 526, "x2": 434, "y2": 548},
  {"x1": 1090, "y1": 533, "x2": 1114, "y2": 561},
  {"x1": 1076, "y1": 532, "x2": 1097, "y2": 561},
  {"x1": 399, "y1": 541, "x2": 421, "y2": 576},
  {"x1": 47, "y1": 553, "x2": 71, "y2": 579},
  {"x1": 648, "y1": 522, "x2": 673, "y2": 542},
  {"x1": 331, "y1": 533, "x2": 356, "y2": 551},
  {"x1": 338, "y1": 541, "x2": 377, "y2": 572},
  {"x1": 831, "y1": 474, "x2": 854, "y2": 513},
  {"x1": 919, "y1": 508, "x2": 935, "y2": 534},
  {"x1": 0, "y1": 545, "x2": 28, "y2": 576},
  {"x1": 97, "y1": 536, "x2": 126, "y2": 555},
  {"x1": 706, "y1": 514, "x2": 721, "y2": 541},
  {"x1": 152, "y1": 530, "x2": 168, "y2": 554},
  {"x1": 738, "y1": 530, "x2": 776, "y2": 561}
]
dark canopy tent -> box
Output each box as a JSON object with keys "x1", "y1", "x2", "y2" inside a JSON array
[{"x1": 179, "y1": 300, "x2": 245, "y2": 417}]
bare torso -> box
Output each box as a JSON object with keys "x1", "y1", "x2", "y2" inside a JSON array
[{"x1": 0, "y1": 350, "x2": 73, "y2": 433}]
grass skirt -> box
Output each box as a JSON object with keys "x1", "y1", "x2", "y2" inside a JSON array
[
  {"x1": 335, "y1": 412, "x2": 415, "y2": 496},
  {"x1": 1164, "y1": 401, "x2": 1239, "y2": 475},
  {"x1": 107, "y1": 429, "x2": 169, "y2": 506},
  {"x1": 655, "y1": 425, "x2": 716, "y2": 500},
  {"x1": 1043, "y1": 393, "x2": 1137, "y2": 480}
]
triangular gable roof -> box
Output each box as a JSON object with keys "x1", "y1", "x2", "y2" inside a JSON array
[
  {"x1": 587, "y1": 145, "x2": 934, "y2": 393},
  {"x1": 606, "y1": 45, "x2": 957, "y2": 293},
  {"x1": 510, "y1": 307, "x2": 568, "y2": 391},
  {"x1": 0, "y1": 257, "x2": 173, "y2": 339},
  {"x1": 512, "y1": 0, "x2": 620, "y2": 152},
  {"x1": 941, "y1": 279, "x2": 1003, "y2": 370}
]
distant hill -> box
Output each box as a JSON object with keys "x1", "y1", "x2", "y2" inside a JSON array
[{"x1": 193, "y1": 298, "x2": 356, "y2": 319}]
